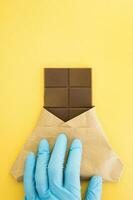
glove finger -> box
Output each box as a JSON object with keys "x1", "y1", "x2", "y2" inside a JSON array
[
  {"x1": 48, "y1": 133, "x2": 67, "y2": 187},
  {"x1": 64, "y1": 139, "x2": 82, "y2": 197},
  {"x1": 24, "y1": 152, "x2": 37, "y2": 199},
  {"x1": 35, "y1": 139, "x2": 50, "y2": 198},
  {"x1": 85, "y1": 176, "x2": 102, "y2": 200}
]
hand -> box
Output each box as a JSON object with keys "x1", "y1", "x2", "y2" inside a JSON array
[{"x1": 24, "y1": 134, "x2": 102, "y2": 200}]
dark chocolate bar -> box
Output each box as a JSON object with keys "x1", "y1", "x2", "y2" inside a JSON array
[{"x1": 44, "y1": 68, "x2": 92, "y2": 121}]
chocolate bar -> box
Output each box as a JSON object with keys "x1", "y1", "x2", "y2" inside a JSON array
[{"x1": 44, "y1": 68, "x2": 92, "y2": 121}]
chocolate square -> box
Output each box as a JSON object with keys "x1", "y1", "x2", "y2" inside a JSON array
[
  {"x1": 69, "y1": 88, "x2": 92, "y2": 107},
  {"x1": 45, "y1": 88, "x2": 68, "y2": 107},
  {"x1": 45, "y1": 68, "x2": 68, "y2": 87},
  {"x1": 70, "y1": 68, "x2": 91, "y2": 87}
]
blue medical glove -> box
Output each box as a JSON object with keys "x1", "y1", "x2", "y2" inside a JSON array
[{"x1": 24, "y1": 134, "x2": 102, "y2": 200}]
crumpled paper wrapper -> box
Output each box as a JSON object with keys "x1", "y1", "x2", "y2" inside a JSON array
[{"x1": 11, "y1": 107, "x2": 123, "y2": 182}]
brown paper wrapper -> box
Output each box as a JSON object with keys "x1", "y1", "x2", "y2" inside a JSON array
[{"x1": 11, "y1": 107, "x2": 123, "y2": 182}]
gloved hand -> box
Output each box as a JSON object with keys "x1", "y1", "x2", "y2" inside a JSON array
[{"x1": 24, "y1": 134, "x2": 102, "y2": 200}]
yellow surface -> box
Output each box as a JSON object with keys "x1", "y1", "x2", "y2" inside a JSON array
[{"x1": 0, "y1": 0, "x2": 133, "y2": 199}]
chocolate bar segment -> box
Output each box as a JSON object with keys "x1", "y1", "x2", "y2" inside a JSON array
[
  {"x1": 45, "y1": 68, "x2": 68, "y2": 87},
  {"x1": 45, "y1": 88, "x2": 68, "y2": 107},
  {"x1": 44, "y1": 68, "x2": 92, "y2": 121},
  {"x1": 69, "y1": 88, "x2": 92, "y2": 107},
  {"x1": 70, "y1": 68, "x2": 91, "y2": 87}
]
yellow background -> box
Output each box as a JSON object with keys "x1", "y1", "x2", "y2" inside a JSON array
[{"x1": 0, "y1": 0, "x2": 133, "y2": 199}]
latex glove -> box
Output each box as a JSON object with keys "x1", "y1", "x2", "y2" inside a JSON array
[{"x1": 24, "y1": 134, "x2": 102, "y2": 200}]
